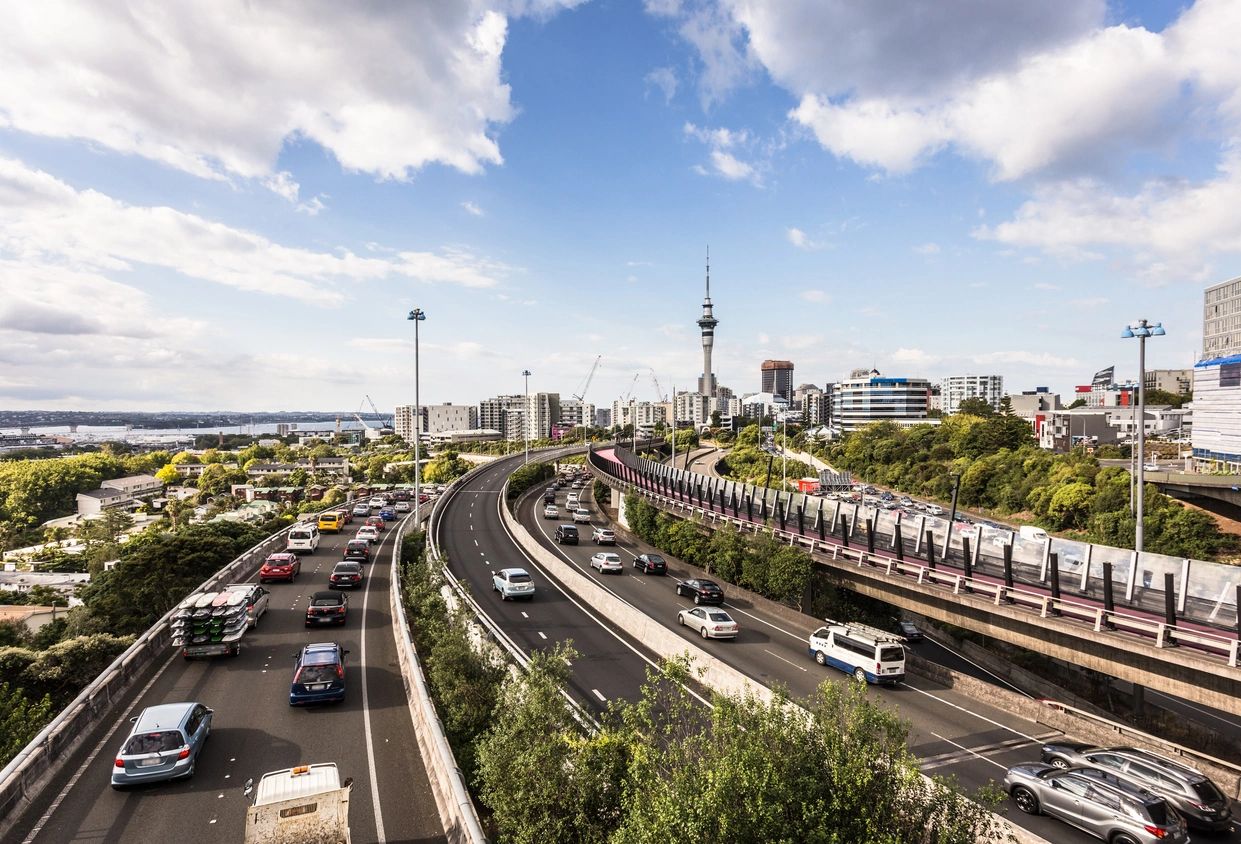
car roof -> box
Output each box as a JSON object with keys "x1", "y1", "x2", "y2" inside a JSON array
[
  {"x1": 347, "y1": 539, "x2": 369, "y2": 546},
  {"x1": 310, "y1": 590, "x2": 342, "y2": 600},
  {"x1": 499, "y1": 567, "x2": 529, "y2": 577},
  {"x1": 134, "y1": 702, "x2": 197, "y2": 731},
  {"x1": 300, "y1": 643, "x2": 341, "y2": 663}
]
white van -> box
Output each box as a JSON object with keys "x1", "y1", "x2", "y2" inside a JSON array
[
  {"x1": 286, "y1": 525, "x2": 320, "y2": 555},
  {"x1": 1018, "y1": 525, "x2": 1048, "y2": 543},
  {"x1": 807, "y1": 620, "x2": 905, "y2": 685}
]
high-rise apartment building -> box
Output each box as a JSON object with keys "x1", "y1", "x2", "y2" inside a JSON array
[
  {"x1": 760, "y1": 360, "x2": 794, "y2": 401},
  {"x1": 942, "y1": 375, "x2": 1004, "y2": 415},
  {"x1": 1194, "y1": 277, "x2": 1241, "y2": 471},
  {"x1": 524, "y1": 392, "x2": 561, "y2": 441},
  {"x1": 1143, "y1": 369, "x2": 1192, "y2": 396},
  {"x1": 559, "y1": 399, "x2": 595, "y2": 429},
  {"x1": 831, "y1": 370, "x2": 931, "y2": 436},
  {"x1": 1204, "y1": 276, "x2": 1241, "y2": 360},
  {"x1": 479, "y1": 395, "x2": 525, "y2": 440}
]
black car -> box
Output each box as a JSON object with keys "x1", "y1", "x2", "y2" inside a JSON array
[
  {"x1": 343, "y1": 539, "x2": 371, "y2": 563},
  {"x1": 329, "y1": 562, "x2": 364, "y2": 589},
  {"x1": 543, "y1": 490, "x2": 557, "y2": 504},
  {"x1": 306, "y1": 590, "x2": 348, "y2": 626},
  {"x1": 676, "y1": 578, "x2": 724, "y2": 605},
  {"x1": 634, "y1": 553, "x2": 667, "y2": 575},
  {"x1": 555, "y1": 524, "x2": 579, "y2": 545}
]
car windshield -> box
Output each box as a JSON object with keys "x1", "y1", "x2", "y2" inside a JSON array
[
  {"x1": 335, "y1": 564, "x2": 361, "y2": 573},
  {"x1": 707, "y1": 612, "x2": 731, "y2": 622},
  {"x1": 348, "y1": 542, "x2": 367, "y2": 550},
  {"x1": 698, "y1": 581, "x2": 719, "y2": 590},
  {"x1": 1192, "y1": 779, "x2": 1225, "y2": 803},
  {"x1": 879, "y1": 646, "x2": 904, "y2": 662},
  {"x1": 123, "y1": 730, "x2": 183, "y2": 755},
  {"x1": 297, "y1": 665, "x2": 338, "y2": 684},
  {"x1": 508, "y1": 573, "x2": 531, "y2": 583},
  {"x1": 311, "y1": 597, "x2": 341, "y2": 607}
]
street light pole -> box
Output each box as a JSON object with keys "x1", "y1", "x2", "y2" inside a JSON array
[
  {"x1": 781, "y1": 413, "x2": 787, "y2": 490},
  {"x1": 1122, "y1": 319, "x2": 1166, "y2": 554},
  {"x1": 407, "y1": 308, "x2": 426, "y2": 527},
  {"x1": 522, "y1": 369, "x2": 532, "y2": 465}
]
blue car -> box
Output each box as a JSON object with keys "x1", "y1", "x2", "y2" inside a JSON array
[
  {"x1": 289, "y1": 642, "x2": 348, "y2": 705},
  {"x1": 111, "y1": 701, "x2": 212, "y2": 788},
  {"x1": 379, "y1": 507, "x2": 397, "y2": 521}
]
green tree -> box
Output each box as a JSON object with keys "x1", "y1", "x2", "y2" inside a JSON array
[
  {"x1": 1066, "y1": 397, "x2": 1087, "y2": 409},
  {"x1": 18, "y1": 633, "x2": 133, "y2": 708},
  {"x1": 170, "y1": 451, "x2": 200, "y2": 465},
  {"x1": 154, "y1": 463, "x2": 180, "y2": 485},
  {"x1": 0, "y1": 682, "x2": 55, "y2": 765},
  {"x1": 956, "y1": 397, "x2": 995, "y2": 417},
  {"x1": 196, "y1": 463, "x2": 246, "y2": 498}
]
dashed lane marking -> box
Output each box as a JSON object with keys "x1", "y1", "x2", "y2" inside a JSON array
[{"x1": 592, "y1": 689, "x2": 607, "y2": 702}]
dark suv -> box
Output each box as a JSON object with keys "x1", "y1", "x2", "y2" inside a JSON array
[
  {"x1": 555, "y1": 524, "x2": 579, "y2": 545},
  {"x1": 343, "y1": 539, "x2": 371, "y2": 563}
]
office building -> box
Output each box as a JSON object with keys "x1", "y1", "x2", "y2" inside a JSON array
[
  {"x1": 1204, "y1": 275, "x2": 1241, "y2": 360},
  {"x1": 559, "y1": 399, "x2": 595, "y2": 429},
  {"x1": 479, "y1": 395, "x2": 526, "y2": 440},
  {"x1": 395, "y1": 403, "x2": 478, "y2": 442},
  {"x1": 830, "y1": 370, "x2": 932, "y2": 436},
  {"x1": 1144, "y1": 368, "x2": 1192, "y2": 396},
  {"x1": 594, "y1": 407, "x2": 611, "y2": 428},
  {"x1": 523, "y1": 392, "x2": 561, "y2": 441},
  {"x1": 942, "y1": 374, "x2": 1004, "y2": 415},
  {"x1": 738, "y1": 391, "x2": 789, "y2": 420},
  {"x1": 760, "y1": 360, "x2": 794, "y2": 401},
  {"x1": 793, "y1": 383, "x2": 831, "y2": 427},
  {"x1": 1007, "y1": 390, "x2": 1062, "y2": 438}
]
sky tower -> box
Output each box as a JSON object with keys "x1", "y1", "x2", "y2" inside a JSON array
[{"x1": 697, "y1": 248, "x2": 718, "y2": 397}]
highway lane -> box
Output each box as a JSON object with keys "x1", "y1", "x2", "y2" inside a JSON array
[
  {"x1": 435, "y1": 454, "x2": 687, "y2": 715},
  {"x1": 12, "y1": 513, "x2": 444, "y2": 844},
  {"x1": 518, "y1": 481, "x2": 1241, "y2": 844}
]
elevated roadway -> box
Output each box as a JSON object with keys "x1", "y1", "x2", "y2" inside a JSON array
[{"x1": 9, "y1": 518, "x2": 444, "y2": 844}]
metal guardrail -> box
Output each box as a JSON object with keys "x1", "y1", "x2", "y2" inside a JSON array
[{"x1": 593, "y1": 450, "x2": 1241, "y2": 669}]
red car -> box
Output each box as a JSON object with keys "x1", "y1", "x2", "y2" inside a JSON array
[
  {"x1": 335, "y1": 508, "x2": 353, "y2": 525},
  {"x1": 259, "y1": 552, "x2": 301, "y2": 583},
  {"x1": 364, "y1": 516, "x2": 385, "y2": 532}
]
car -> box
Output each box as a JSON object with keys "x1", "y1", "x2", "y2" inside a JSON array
[
  {"x1": 1039, "y1": 743, "x2": 1233, "y2": 831},
  {"x1": 1003, "y1": 763, "x2": 1188, "y2": 844},
  {"x1": 492, "y1": 567, "x2": 535, "y2": 600},
  {"x1": 555, "y1": 524, "x2": 579, "y2": 545},
  {"x1": 343, "y1": 539, "x2": 371, "y2": 563},
  {"x1": 543, "y1": 504, "x2": 560, "y2": 520},
  {"x1": 566, "y1": 493, "x2": 579, "y2": 508},
  {"x1": 898, "y1": 496, "x2": 913, "y2": 506},
  {"x1": 590, "y1": 552, "x2": 623, "y2": 573},
  {"x1": 222, "y1": 583, "x2": 270, "y2": 628},
  {"x1": 368, "y1": 496, "x2": 386, "y2": 509},
  {"x1": 897, "y1": 620, "x2": 923, "y2": 642},
  {"x1": 633, "y1": 553, "x2": 667, "y2": 575},
  {"x1": 572, "y1": 508, "x2": 592, "y2": 524},
  {"x1": 259, "y1": 552, "x2": 301, "y2": 583},
  {"x1": 365, "y1": 515, "x2": 386, "y2": 531},
  {"x1": 112, "y1": 701, "x2": 212, "y2": 788},
  {"x1": 1143, "y1": 463, "x2": 1160, "y2": 471},
  {"x1": 395, "y1": 500, "x2": 411, "y2": 513},
  {"x1": 356, "y1": 526, "x2": 380, "y2": 544},
  {"x1": 335, "y1": 508, "x2": 353, "y2": 525},
  {"x1": 543, "y1": 490, "x2": 557, "y2": 504},
  {"x1": 675, "y1": 578, "x2": 724, "y2": 605},
  {"x1": 926, "y1": 504, "x2": 944, "y2": 516},
  {"x1": 305, "y1": 590, "x2": 348, "y2": 626},
  {"x1": 379, "y1": 507, "x2": 397, "y2": 521},
  {"x1": 352, "y1": 502, "x2": 370, "y2": 517},
  {"x1": 289, "y1": 642, "x2": 348, "y2": 705},
  {"x1": 591, "y1": 527, "x2": 615, "y2": 545},
  {"x1": 678, "y1": 607, "x2": 738, "y2": 639},
  {"x1": 329, "y1": 561, "x2": 365, "y2": 589}
]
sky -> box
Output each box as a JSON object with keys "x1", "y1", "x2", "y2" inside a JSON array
[{"x1": 2, "y1": 0, "x2": 1239, "y2": 414}]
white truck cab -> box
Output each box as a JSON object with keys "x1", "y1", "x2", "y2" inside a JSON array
[{"x1": 245, "y1": 763, "x2": 352, "y2": 844}]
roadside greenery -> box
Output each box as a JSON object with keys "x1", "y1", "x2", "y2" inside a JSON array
[
  {"x1": 507, "y1": 462, "x2": 554, "y2": 503},
  {"x1": 422, "y1": 450, "x2": 472, "y2": 485},
  {"x1": 714, "y1": 424, "x2": 815, "y2": 489}
]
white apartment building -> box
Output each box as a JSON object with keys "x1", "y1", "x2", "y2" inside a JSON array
[
  {"x1": 1143, "y1": 368, "x2": 1192, "y2": 396},
  {"x1": 738, "y1": 391, "x2": 789, "y2": 420},
  {"x1": 559, "y1": 399, "x2": 595, "y2": 428},
  {"x1": 674, "y1": 392, "x2": 712, "y2": 427},
  {"x1": 831, "y1": 370, "x2": 932, "y2": 436},
  {"x1": 611, "y1": 400, "x2": 669, "y2": 430},
  {"x1": 479, "y1": 395, "x2": 526, "y2": 440},
  {"x1": 394, "y1": 403, "x2": 479, "y2": 442},
  {"x1": 1204, "y1": 275, "x2": 1241, "y2": 360},
  {"x1": 942, "y1": 374, "x2": 1003, "y2": 415},
  {"x1": 1192, "y1": 356, "x2": 1241, "y2": 471}
]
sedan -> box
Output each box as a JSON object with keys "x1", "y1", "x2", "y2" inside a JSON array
[
  {"x1": 305, "y1": 590, "x2": 348, "y2": 626},
  {"x1": 591, "y1": 527, "x2": 615, "y2": 544},
  {"x1": 395, "y1": 501, "x2": 411, "y2": 512},
  {"x1": 343, "y1": 539, "x2": 371, "y2": 562},
  {"x1": 259, "y1": 552, "x2": 300, "y2": 583},
  {"x1": 365, "y1": 516, "x2": 386, "y2": 531},
  {"x1": 329, "y1": 562, "x2": 365, "y2": 589},
  {"x1": 572, "y1": 508, "x2": 592, "y2": 524},
  {"x1": 633, "y1": 553, "x2": 667, "y2": 575},
  {"x1": 898, "y1": 620, "x2": 923, "y2": 642},
  {"x1": 379, "y1": 507, "x2": 397, "y2": 521},
  {"x1": 352, "y1": 503, "x2": 371, "y2": 517},
  {"x1": 678, "y1": 607, "x2": 738, "y2": 640},
  {"x1": 356, "y1": 526, "x2": 380, "y2": 544},
  {"x1": 289, "y1": 642, "x2": 348, "y2": 706},
  {"x1": 675, "y1": 578, "x2": 724, "y2": 605},
  {"x1": 111, "y1": 702, "x2": 212, "y2": 788},
  {"x1": 590, "y1": 552, "x2": 623, "y2": 574},
  {"x1": 543, "y1": 504, "x2": 560, "y2": 520}
]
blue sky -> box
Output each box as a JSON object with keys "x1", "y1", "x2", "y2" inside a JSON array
[{"x1": 1, "y1": 0, "x2": 1238, "y2": 413}]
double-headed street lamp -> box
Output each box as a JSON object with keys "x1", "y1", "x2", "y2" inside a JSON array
[
  {"x1": 1121, "y1": 318, "x2": 1166, "y2": 554},
  {"x1": 408, "y1": 308, "x2": 426, "y2": 525}
]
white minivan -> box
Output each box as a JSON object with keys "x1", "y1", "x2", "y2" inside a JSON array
[{"x1": 286, "y1": 524, "x2": 320, "y2": 555}]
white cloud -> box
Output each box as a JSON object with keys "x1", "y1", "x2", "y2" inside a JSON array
[
  {"x1": 891, "y1": 347, "x2": 939, "y2": 365},
  {"x1": 799, "y1": 289, "x2": 829, "y2": 303},
  {"x1": 644, "y1": 67, "x2": 679, "y2": 103},
  {"x1": 782, "y1": 333, "x2": 822, "y2": 350},
  {"x1": 787, "y1": 227, "x2": 827, "y2": 251},
  {"x1": 1033, "y1": 282, "x2": 1061, "y2": 290},
  {"x1": 461, "y1": 200, "x2": 485, "y2": 216},
  {"x1": 913, "y1": 242, "x2": 940, "y2": 255},
  {"x1": 296, "y1": 196, "x2": 327, "y2": 216},
  {"x1": 709, "y1": 150, "x2": 755, "y2": 182},
  {"x1": 0, "y1": 158, "x2": 504, "y2": 305},
  {"x1": 0, "y1": 1, "x2": 565, "y2": 188},
  {"x1": 972, "y1": 350, "x2": 1080, "y2": 369},
  {"x1": 684, "y1": 121, "x2": 763, "y2": 185}
]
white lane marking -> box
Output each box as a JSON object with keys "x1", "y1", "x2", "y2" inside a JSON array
[
  {"x1": 918, "y1": 733, "x2": 1059, "y2": 771},
  {"x1": 520, "y1": 611, "x2": 528, "y2": 618},
  {"x1": 359, "y1": 524, "x2": 395, "y2": 844},
  {"x1": 479, "y1": 552, "x2": 485, "y2": 557},
  {"x1": 473, "y1": 539, "x2": 479, "y2": 547},
  {"x1": 592, "y1": 689, "x2": 607, "y2": 702},
  {"x1": 22, "y1": 648, "x2": 181, "y2": 843},
  {"x1": 922, "y1": 732, "x2": 1009, "y2": 772},
  {"x1": 629, "y1": 575, "x2": 645, "y2": 584},
  {"x1": 537, "y1": 632, "x2": 547, "y2": 640},
  {"x1": 762, "y1": 648, "x2": 808, "y2": 672}
]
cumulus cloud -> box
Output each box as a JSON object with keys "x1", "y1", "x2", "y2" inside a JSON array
[
  {"x1": 644, "y1": 67, "x2": 679, "y2": 103},
  {"x1": 972, "y1": 350, "x2": 1080, "y2": 369},
  {"x1": 684, "y1": 121, "x2": 764, "y2": 184},
  {"x1": 461, "y1": 200, "x2": 485, "y2": 216},
  {"x1": 891, "y1": 347, "x2": 939, "y2": 365},
  {"x1": 0, "y1": 159, "x2": 506, "y2": 305},
  {"x1": 0, "y1": 1, "x2": 586, "y2": 189}
]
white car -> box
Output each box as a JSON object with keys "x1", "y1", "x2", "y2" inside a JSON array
[
  {"x1": 492, "y1": 567, "x2": 535, "y2": 600},
  {"x1": 566, "y1": 493, "x2": 580, "y2": 508},
  {"x1": 543, "y1": 504, "x2": 559, "y2": 520},
  {"x1": 395, "y1": 501, "x2": 411, "y2": 512},
  {"x1": 356, "y1": 526, "x2": 380, "y2": 544},
  {"x1": 591, "y1": 527, "x2": 615, "y2": 544},
  {"x1": 678, "y1": 607, "x2": 738, "y2": 640},
  {"x1": 926, "y1": 504, "x2": 944, "y2": 516},
  {"x1": 368, "y1": 496, "x2": 386, "y2": 509},
  {"x1": 572, "y1": 508, "x2": 591, "y2": 524},
  {"x1": 590, "y1": 552, "x2": 623, "y2": 574}
]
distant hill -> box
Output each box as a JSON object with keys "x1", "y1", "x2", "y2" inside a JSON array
[{"x1": 0, "y1": 410, "x2": 351, "y2": 430}]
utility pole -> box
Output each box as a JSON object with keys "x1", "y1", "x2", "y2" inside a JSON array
[
  {"x1": 522, "y1": 369, "x2": 532, "y2": 465},
  {"x1": 407, "y1": 308, "x2": 426, "y2": 527}
]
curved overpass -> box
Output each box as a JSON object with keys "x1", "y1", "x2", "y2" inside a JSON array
[{"x1": 8, "y1": 519, "x2": 444, "y2": 844}]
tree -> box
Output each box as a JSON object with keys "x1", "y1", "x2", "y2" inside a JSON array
[
  {"x1": 0, "y1": 683, "x2": 55, "y2": 766},
  {"x1": 998, "y1": 395, "x2": 1015, "y2": 416},
  {"x1": 170, "y1": 451, "x2": 200, "y2": 465},
  {"x1": 196, "y1": 463, "x2": 246, "y2": 498},
  {"x1": 1066, "y1": 397, "x2": 1087, "y2": 409},
  {"x1": 711, "y1": 411, "x2": 722, "y2": 427},
  {"x1": 154, "y1": 463, "x2": 180, "y2": 485}
]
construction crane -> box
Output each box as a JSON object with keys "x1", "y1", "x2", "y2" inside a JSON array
[
  {"x1": 365, "y1": 394, "x2": 392, "y2": 429},
  {"x1": 649, "y1": 369, "x2": 667, "y2": 403},
  {"x1": 573, "y1": 355, "x2": 602, "y2": 402},
  {"x1": 621, "y1": 372, "x2": 640, "y2": 403}
]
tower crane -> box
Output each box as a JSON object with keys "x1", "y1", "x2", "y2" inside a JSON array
[
  {"x1": 365, "y1": 394, "x2": 392, "y2": 428},
  {"x1": 573, "y1": 355, "x2": 602, "y2": 402},
  {"x1": 649, "y1": 369, "x2": 667, "y2": 403},
  {"x1": 621, "y1": 372, "x2": 640, "y2": 403}
]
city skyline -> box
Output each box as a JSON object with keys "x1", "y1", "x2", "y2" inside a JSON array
[{"x1": 0, "y1": 1, "x2": 1232, "y2": 412}]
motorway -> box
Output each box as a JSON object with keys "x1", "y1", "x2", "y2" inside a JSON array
[{"x1": 10, "y1": 514, "x2": 445, "y2": 844}]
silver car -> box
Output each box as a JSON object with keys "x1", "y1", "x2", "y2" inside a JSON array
[
  {"x1": 1004, "y1": 763, "x2": 1189, "y2": 844},
  {"x1": 112, "y1": 701, "x2": 212, "y2": 788},
  {"x1": 1041, "y1": 742, "x2": 1233, "y2": 832}
]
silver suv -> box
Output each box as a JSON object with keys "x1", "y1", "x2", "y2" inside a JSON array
[
  {"x1": 1041, "y1": 743, "x2": 1233, "y2": 832},
  {"x1": 1004, "y1": 764, "x2": 1188, "y2": 844}
]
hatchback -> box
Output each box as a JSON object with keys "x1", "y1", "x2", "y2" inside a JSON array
[
  {"x1": 343, "y1": 539, "x2": 371, "y2": 563},
  {"x1": 543, "y1": 504, "x2": 559, "y2": 520},
  {"x1": 305, "y1": 590, "x2": 348, "y2": 626},
  {"x1": 590, "y1": 552, "x2": 623, "y2": 574},
  {"x1": 572, "y1": 508, "x2": 592, "y2": 524},
  {"x1": 356, "y1": 526, "x2": 380, "y2": 544},
  {"x1": 289, "y1": 642, "x2": 348, "y2": 705},
  {"x1": 591, "y1": 527, "x2": 615, "y2": 545},
  {"x1": 379, "y1": 507, "x2": 397, "y2": 521},
  {"x1": 365, "y1": 516, "x2": 386, "y2": 531},
  {"x1": 395, "y1": 500, "x2": 411, "y2": 512},
  {"x1": 112, "y1": 702, "x2": 212, "y2": 788},
  {"x1": 329, "y1": 562, "x2": 364, "y2": 589},
  {"x1": 259, "y1": 552, "x2": 300, "y2": 583},
  {"x1": 351, "y1": 503, "x2": 370, "y2": 517},
  {"x1": 633, "y1": 553, "x2": 667, "y2": 575}
]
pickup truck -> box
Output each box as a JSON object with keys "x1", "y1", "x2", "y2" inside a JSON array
[{"x1": 244, "y1": 763, "x2": 352, "y2": 844}]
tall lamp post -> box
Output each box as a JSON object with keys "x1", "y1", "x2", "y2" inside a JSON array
[
  {"x1": 408, "y1": 308, "x2": 426, "y2": 526},
  {"x1": 1121, "y1": 319, "x2": 1165, "y2": 554},
  {"x1": 521, "y1": 369, "x2": 532, "y2": 465}
]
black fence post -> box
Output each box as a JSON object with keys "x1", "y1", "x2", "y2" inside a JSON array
[
  {"x1": 777, "y1": 499, "x2": 786, "y2": 530},
  {"x1": 760, "y1": 494, "x2": 768, "y2": 520},
  {"x1": 818, "y1": 507, "x2": 826, "y2": 541},
  {"x1": 961, "y1": 537, "x2": 973, "y2": 591},
  {"x1": 729, "y1": 489, "x2": 737, "y2": 512},
  {"x1": 893, "y1": 522, "x2": 904, "y2": 561},
  {"x1": 745, "y1": 494, "x2": 753, "y2": 522},
  {"x1": 1049, "y1": 553, "x2": 1061, "y2": 616},
  {"x1": 840, "y1": 515, "x2": 850, "y2": 548},
  {"x1": 865, "y1": 518, "x2": 875, "y2": 554},
  {"x1": 1163, "y1": 572, "x2": 1177, "y2": 629},
  {"x1": 1103, "y1": 562, "x2": 1116, "y2": 630},
  {"x1": 925, "y1": 530, "x2": 935, "y2": 569},
  {"x1": 797, "y1": 504, "x2": 805, "y2": 536}
]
